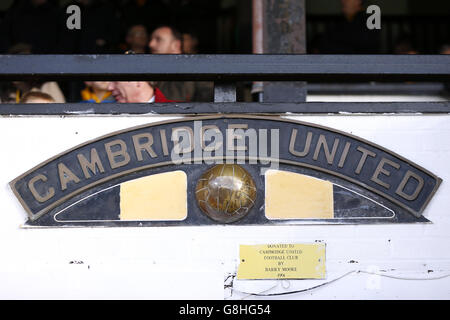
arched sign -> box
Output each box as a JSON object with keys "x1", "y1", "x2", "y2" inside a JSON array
[{"x1": 10, "y1": 115, "x2": 441, "y2": 227}]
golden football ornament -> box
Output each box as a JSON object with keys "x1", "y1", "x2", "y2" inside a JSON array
[{"x1": 195, "y1": 164, "x2": 257, "y2": 223}]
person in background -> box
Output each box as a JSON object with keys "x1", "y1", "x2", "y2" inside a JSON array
[
  {"x1": 182, "y1": 32, "x2": 199, "y2": 54},
  {"x1": 125, "y1": 25, "x2": 149, "y2": 54},
  {"x1": 0, "y1": 81, "x2": 15, "y2": 103},
  {"x1": 394, "y1": 35, "x2": 418, "y2": 54},
  {"x1": 148, "y1": 25, "x2": 213, "y2": 102},
  {"x1": 20, "y1": 91, "x2": 55, "y2": 103},
  {"x1": 81, "y1": 81, "x2": 115, "y2": 103},
  {"x1": 107, "y1": 81, "x2": 172, "y2": 103},
  {"x1": 317, "y1": 0, "x2": 380, "y2": 54},
  {"x1": 13, "y1": 80, "x2": 66, "y2": 103},
  {"x1": 149, "y1": 25, "x2": 184, "y2": 55},
  {"x1": 121, "y1": 0, "x2": 169, "y2": 40},
  {"x1": 6, "y1": 43, "x2": 66, "y2": 103},
  {"x1": 439, "y1": 44, "x2": 450, "y2": 55},
  {"x1": 182, "y1": 30, "x2": 214, "y2": 102},
  {"x1": 148, "y1": 25, "x2": 195, "y2": 102}
]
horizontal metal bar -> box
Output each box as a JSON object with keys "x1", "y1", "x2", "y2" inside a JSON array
[
  {"x1": 1, "y1": 102, "x2": 449, "y2": 115},
  {"x1": 307, "y1": 82, "x2": 449, "y2": 95},
  {"x1": 0, "y1": 54, "x2": 449, "y2": 82}
]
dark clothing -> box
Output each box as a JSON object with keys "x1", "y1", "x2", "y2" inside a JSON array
[
  {"x1": 0, "y1": 1, "x2": 61, "y2": 53},
  {"x1": 318, "y1": 11, "x2": 380, "y2": 54},
  {"x1": 193, "y1": 81, "x2": 214, "y2": 102},
  {"x1": 157, "y1": 81, "x2": 214, "y2": 102},
  {"x1": 121, "y1": 0, "x2": 170, "y2": 35},
  {"x1": 156, "y1": 81, "x2": 196, "y2": 102}
]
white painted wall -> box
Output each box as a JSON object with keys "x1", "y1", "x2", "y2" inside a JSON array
[{"x1": 0, "y1": 114, "x2": 449, "y2": 300}]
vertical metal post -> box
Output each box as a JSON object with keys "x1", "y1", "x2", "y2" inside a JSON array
[
  {"x1": 251, "y1": 0, "x2": 264, "y2": 102},
  {"x1": 252, "y1": 0, "x2": 264, "y2": 54},
  {"x1": 263, "y1": 0, "x2": 307, "y2": 102},
  {"x1": 214, "y1": 81, "x2": 237, "y2": 102}
]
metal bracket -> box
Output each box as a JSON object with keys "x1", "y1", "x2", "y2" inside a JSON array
[{"x1": 214, "y1": 81, "x2": 237, "y2": 102}]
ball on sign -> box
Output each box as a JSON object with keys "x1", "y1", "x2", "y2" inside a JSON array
[{"x1": 195, "y1": 164, "x2": 257, "y2": 223}]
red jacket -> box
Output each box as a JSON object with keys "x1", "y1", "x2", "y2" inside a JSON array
[{"x1": 154, "y1": 87, "x2": 175, "y2": 103}]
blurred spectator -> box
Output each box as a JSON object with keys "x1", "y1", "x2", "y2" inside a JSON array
[
  {"x1": 20, "y1": 91, "x2": 55, "y2": 103},
  {"x1": 121, "y1": 0, "x2": 169, "y2": 38},
  {"x1": 59, "y1": 0, "x2": 121, "y2": 53},
  {"x1": 439, "y1": 44, "x2": 450, "y2": 55},
  {"x1": 81, "y1": 81, "x2": 115, "y2": 103},
  {"x1": 183, "y1": 31, "x2": 214, "y2": 101},
  {"x1": 13, "y1": 80, "x2": 66, "y2": 103},
  {"x1": 107, "y1": 81, "x2": 171, "y2": 103},
  {"x1": 149, "y1": 25, "x2": 213, "y2": 102},
  {"x1": 182, "y1": 32, "x2": 199, "y2": 54},
  {"x1": 0, "y1": 0, "x2": 61, "y2": 54},
  {"x1": 148, "y1": 25, "x2": 195, "y2": 101},
  {"x1": 394, "y1": 34, "x2": 418, "y2": 54},
  {"x1": 317, "y1": 0, "x2": 380, "y2": 54},
  {"x1": 125, "y1": 25, "x2": 149, "y2": 54},
  {"x1": 7, "y1": 42, "x2": 32, "y2": 54},
  {"x1": 149, "y1": 25, "x2": 184, "y2": 54},
  {"x1": 0, "y1": 82, "x2": 16, "y2": 103},
  {"x1": 4, "y1": 43, "x2": 66, "y2": 103}
]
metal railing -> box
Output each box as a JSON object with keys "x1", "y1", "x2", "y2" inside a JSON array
[{"x1": 0, "y1": 54, "x2": 449, "y2": 115}]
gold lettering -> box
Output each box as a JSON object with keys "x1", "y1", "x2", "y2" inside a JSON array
[
  {"x1": 338, "y1": 142, "x2": 351, "y2": 168},
  {"x1": 28, "y1": 174, "x2": 55, "y2": 203},
  {"x1": 159, "y1": 129, "x2": 169, "y2": 156},
  {"x1": 58, "y1": 163, "x2": 81, "y2": 191},
  {"x1": 77, "y1": 148, "x2": 105, "y2": 179},
  {"x1": 132, "y1": 133, "x2": 157, "y2": 161},
  {"x1": 289, "y1": 129, "x2": 312, "y2": 157},
  {"x1": 104, "y1": 139, "x2": 131, "y2": 169},
  {"x1": 355, "y1": 146, "x2": 376, "y2": 174},
  {"x1": 395, "y1": 170, "x2": 424, "y2": 201},
  {"x1": 313, "y1": 134, "x2": 340, "y2": 165},
  {"x1": 371, "y1": 157, "x2": 400, "y2": 189}
]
